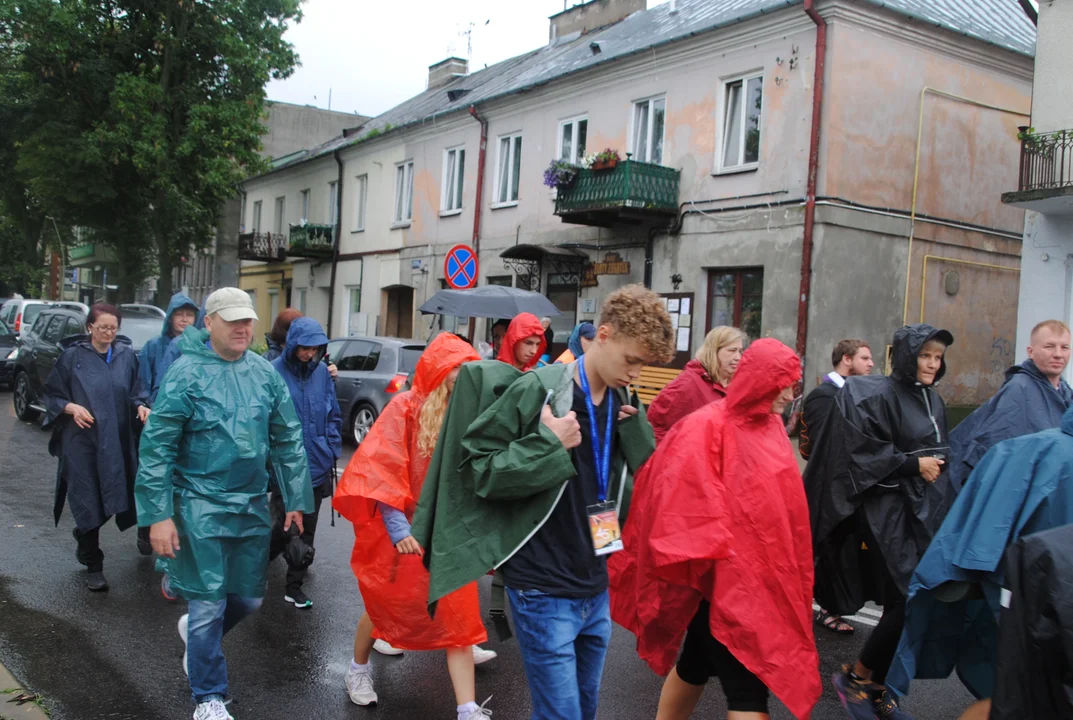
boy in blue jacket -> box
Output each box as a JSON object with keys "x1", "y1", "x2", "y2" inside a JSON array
[{"x1": 271, "y1": 317, "x2": 342, "y2": 608}]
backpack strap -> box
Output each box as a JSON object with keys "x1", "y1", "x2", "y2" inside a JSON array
[{"x1": 489, "y1": 570, "x2": 514, "y2": 642}]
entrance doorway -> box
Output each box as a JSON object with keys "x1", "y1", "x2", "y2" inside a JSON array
[{"x1": 381, "y1": 285, "x2": 414, "y2": 338}]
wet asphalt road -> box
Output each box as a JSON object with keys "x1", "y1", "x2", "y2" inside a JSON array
[{"x1": 0, "y1": 389, "x2": 976, "y2": 720}]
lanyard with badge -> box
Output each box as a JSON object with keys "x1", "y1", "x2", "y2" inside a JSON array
[{"x1": 578, "y1": 356, "x2": 624, "y2": 556}]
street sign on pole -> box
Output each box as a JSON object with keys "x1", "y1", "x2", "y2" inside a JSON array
[{"x1": 444, "y1": 244, "x2": 479, "y2": 289}]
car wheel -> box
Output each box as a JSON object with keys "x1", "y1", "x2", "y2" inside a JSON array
[
  {"x1": 351, "y1": 403, "x2": 378, "y2": 445},
  {"x1": 13, "y1": 372, "x2": 40, "y2": 422}
]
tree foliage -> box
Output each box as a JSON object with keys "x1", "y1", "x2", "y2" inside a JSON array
[{"x1": 0, "y1": 0, "x2": 303, "y2": 301}]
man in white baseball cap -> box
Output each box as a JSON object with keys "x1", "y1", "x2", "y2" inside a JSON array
[{"x1": 136, "y1": 286, "x2": 312, "y2": 720}]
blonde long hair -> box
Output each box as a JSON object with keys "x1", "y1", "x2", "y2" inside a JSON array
[
  {"x1": 695, "y1": 326, "x2": 746, "y2": 386},
  {"x1": 416, "y1": 383, "x2": 451, "y2": 457}
]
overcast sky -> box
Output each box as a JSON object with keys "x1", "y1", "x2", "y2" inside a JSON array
[{"x1": 266, "y1": 0, "x2": 670, "y2": 119}]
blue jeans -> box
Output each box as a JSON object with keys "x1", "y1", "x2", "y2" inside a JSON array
[
  {"x1": 507, "y1": 588, "x2": 611, "y2": 720},
  {"x1": 187, "y1": 595, "x2": 263, "y2": 703}
]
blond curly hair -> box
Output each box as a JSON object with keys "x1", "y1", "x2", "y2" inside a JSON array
[
  {"x1": 598, "y1": 285, "x2": 676, "y2": 364},
  {"x1": 416, "y1": 383, "x2": 451, "y2": 457}
]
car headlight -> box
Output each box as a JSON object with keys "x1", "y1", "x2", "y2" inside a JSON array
[{"x1": 5, "y1": 347, "x2": 16, "y2": 361}]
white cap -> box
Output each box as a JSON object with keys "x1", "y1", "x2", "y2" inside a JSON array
[{"x1": 204, "y1": 287, "x2": 258, "y2": 322}]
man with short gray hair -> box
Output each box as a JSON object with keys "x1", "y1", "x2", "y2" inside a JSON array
[
  {"x1": 136, "y1": 287, "x2": 313, "y2": 720},
  {"x1": 948, "y1": 319, "x2": 1073, "y2": 492}
]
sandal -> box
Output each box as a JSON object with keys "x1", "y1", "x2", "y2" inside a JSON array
[{"x1": 815, "y1": 608, "x2": 855, "y2": 634}]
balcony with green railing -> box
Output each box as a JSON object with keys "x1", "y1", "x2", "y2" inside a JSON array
[
  {"x1": 554, "y1": 159, "x2": 680, "y2": 227},
  {"x1": 287, "y1": 223, "x2": 336, "y2": 258}
]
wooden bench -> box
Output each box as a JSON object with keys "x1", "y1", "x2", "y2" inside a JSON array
[{"x1": 631, "y1": 366, "x2": 682, "y2": 406}]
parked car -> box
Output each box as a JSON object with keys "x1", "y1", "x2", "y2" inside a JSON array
[
  {"x1": 0, "y1": 318, "x2": 17, "y2": 389},
  {"x1": 326, "y1": 336, "x2": 425, "y2": 444},
  {"x1": 0, "y1": 299, "x2": 89, "y2": 341},
  {"x1": 11, "y1": 307, "x2": 159, "y2": 421},
  {"x1": 120, "y1": 303, "x2": 166, "y2": 319}
]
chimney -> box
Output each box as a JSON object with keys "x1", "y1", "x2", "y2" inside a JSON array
[
  {"x1": 549, "y1": 0, "x2": 646, "y2": 44},
  {"x1": 428, "y1": 57, "x2": 468, "y2": 90}
]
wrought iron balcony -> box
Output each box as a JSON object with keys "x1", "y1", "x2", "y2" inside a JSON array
[
  {"x1": 287, "y1": 223, "x2": 336, "y2": 258},
  {"x1": 238, "y1": 232, "x2": 287, "y2": 262},
  {"x1": 1003, "y1": 128, "x2": 1073, "y2": 215},
  {"x1": 1017, "y1": 129, "x2": 1073, "y2": 192},
  {"x1": 554, "y1": 159, "x2": 680, "y2": 227}
]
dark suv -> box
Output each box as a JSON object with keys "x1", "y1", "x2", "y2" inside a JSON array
[
  {"x1": 11, "y1": 307, "x2": 160, "y2": 421},
  {"x1": 12, "y1": 308, "x2": 88, "y2": 421},
  {"x1": 326, "y1": 336, "x2": 425, "y2": 444}
]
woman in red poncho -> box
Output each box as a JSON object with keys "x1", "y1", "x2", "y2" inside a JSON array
[
  {"x1": 497, "y1": 312, "x2": 546, "y2": 371},
  {"x1": 334, "y1": 333, "x2": 492, "y2": 720},
  {"x1": 647, "y1": 325, "x2": 745, "y2": 444},
  {"x1": 609, "y1": 338, "x2": 820, "y2": 720}
]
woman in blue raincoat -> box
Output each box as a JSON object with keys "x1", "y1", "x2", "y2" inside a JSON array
[
  {"x1": 270, "y1": 316, "x2": 342, "y2": 608},
  {"x1": 45, "y1": 303, "x2": 150, "y2": 591},
  {"x1": 138, "y1": 292, "x2": 200, "y2": 404}
]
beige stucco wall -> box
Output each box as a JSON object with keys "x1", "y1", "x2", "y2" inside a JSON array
[{"x1": 1031, "y1": 0, "x2": 1073, "y2": 132}]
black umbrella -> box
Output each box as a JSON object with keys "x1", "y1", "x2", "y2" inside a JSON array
[{"x1": 419, "y1": 286, "x2": 562, "y2": 319}]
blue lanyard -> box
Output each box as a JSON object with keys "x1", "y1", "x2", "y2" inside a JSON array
[
  {"x1": 105, "y1": 345, "x2": 113, "y2": 365},
  {"x1": 578, "y1": 356, "x2": 615, "y2": 503}
]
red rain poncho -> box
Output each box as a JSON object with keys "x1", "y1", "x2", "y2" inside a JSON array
[
  {"x1": 333, "y1": 333, "x2": 486, "y2": 650},
  {"x1": 609, "y1": 338, "x2": 820, "y2": 720},
  {"x1": 496, "y1": 312, "x2": 546, "y2": 371},
  {"x1": 646, "y1": 358, "x2": 728, "y2": 444}
]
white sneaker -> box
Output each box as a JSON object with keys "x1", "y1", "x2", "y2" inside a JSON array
[
  {"x1": 345, "y1": 667, "x2": 377, "y2": 706},
  {"x1": 472, "y1": 645, "x2": 497, "y2": 665},
  {"x1": 178, "y1": 614, "x2": 189, "y2": 676},
  {"x1": 192, "y1": 698, "x2": 233, "y2": 720},
  {"x1": 373, "y1": 638, "x2": 403, "y2": 656},
  {"x1": 459, "y1": 696, "x2": 493, "y2": 719}
]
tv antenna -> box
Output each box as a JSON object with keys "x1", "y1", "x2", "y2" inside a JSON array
[{"x1": 459, "y1": 19, "x2": 490, "y2": 63}]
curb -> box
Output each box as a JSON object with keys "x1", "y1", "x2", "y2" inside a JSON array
[{"x1": 0, "y1": 662, "x2": 49, "y2": 720}]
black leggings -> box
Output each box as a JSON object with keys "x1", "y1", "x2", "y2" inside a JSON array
[
  {"x1": 855, "y1": 514, "x2": 908, "y2": 685},
  {"x1": 676, "y1": 601, "x2": 770, "y2": 714}
]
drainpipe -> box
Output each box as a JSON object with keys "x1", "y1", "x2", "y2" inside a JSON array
[
  {"x1": 644, "y1": 227, "x2": 658, "y2": 289},
  {"x1": 467, "y1": 105, "x2": 489, "y2": 341},
  {"x1": 468, "y1": 106, "x2": 488, "y2": 259},
  {"x1": 327, "y1": 149, "x2": 344, "y2": 337},
  {"x1": 797, "y1": 0, "x2": 826, "y2": 366}
]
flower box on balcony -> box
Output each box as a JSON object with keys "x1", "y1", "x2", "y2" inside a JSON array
[{"x1": 554, "y1": 159, "x2": 680, "y2": 227}]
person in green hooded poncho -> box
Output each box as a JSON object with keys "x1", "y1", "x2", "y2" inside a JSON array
[
  {"x1": 135, "y1": 287, "x2": 313, "y2": 720},
  {"x1": 412, "y1": 285, "x2": 677, "y2": 720}
]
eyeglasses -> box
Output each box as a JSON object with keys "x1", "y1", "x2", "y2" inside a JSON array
[{"x1": 91, "y1": 325, "x2": 118, "y2": 334}]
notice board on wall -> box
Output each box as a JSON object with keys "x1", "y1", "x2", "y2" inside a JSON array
[{"x1": 660, "y1": 292, "x2": 695, "y2": 370}]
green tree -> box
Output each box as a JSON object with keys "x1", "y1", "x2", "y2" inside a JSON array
[{"x1": 0, "y1": 0, "x2": 301, "y2": 302}]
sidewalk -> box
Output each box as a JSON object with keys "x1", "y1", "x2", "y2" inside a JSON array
[{"x1": 0, "y1": 660, "x2": 49, "y2": 720}]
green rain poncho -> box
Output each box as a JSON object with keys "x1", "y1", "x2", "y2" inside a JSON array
[{"x1": 135, "y1": 327, "x2": 314, "y2": 601}]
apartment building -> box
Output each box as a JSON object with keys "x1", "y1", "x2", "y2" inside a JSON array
[{"x1": 240, "y1": 0, "x2": 1034, "y2": 407}]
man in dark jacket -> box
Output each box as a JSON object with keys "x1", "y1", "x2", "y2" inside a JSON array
[
  {"x1": 800, "y1": 338, "x2": 874, "y2": 635},
  {"x1": 948, "y1": 319, "x2": 1072, "y2": 491},
  {"x1": 271, "y1": 317, "x2": 342, "y2": 608}
]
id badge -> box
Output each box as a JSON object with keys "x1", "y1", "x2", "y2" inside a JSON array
[{"x1": 587, "y1": 501, "x2": 623, "y2": 556}]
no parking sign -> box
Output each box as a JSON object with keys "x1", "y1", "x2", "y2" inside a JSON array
[{"x1": 444, "y1": 245, "x2": 479, "y2": 289}]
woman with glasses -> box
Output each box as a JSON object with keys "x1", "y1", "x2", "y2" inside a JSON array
[{"x1": 44, "y1": 303, "x2": 149, "y2": 591}]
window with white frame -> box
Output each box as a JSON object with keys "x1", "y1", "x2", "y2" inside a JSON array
[
  {"x1": 558, "y1": 116, "x2": 588, "y2": 164},
  {"x1": 328, "y1": 181, "x2": 338, "y2": 226},
  {"x1": 252, "y1": 200, "x2": 262, "y2": 233},
  {"x1": 631, "y1": 96, "x2": 666, "y2": 165},
  {"x1": 441, "y1": 147, "x2": 466, "y2": 213},
  {"x1": 394, "y1": 161, "x2": 414, "y2": 224},
  {"x1": 721, "y1": 73, "x2": 763, "y2": 171},
  {"x1": 300, "y1": 189, "x2": 310, "y2": 224},
  {"x1": 495, "y1": 134, "x2": 523, "y2": 205},
  {"x1": 297, "y1": 288, "x2": 307, "y2": 314},
  {"x1": 354, "y1": 174, "x2": 368, "y2": 231}
]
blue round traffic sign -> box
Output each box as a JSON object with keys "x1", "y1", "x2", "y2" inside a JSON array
[{"x1": 444, "y1": 244, "x2": 479, "y2": 289}]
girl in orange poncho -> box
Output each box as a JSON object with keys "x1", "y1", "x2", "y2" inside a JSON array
[{"x1": 334, "y1": 333, "x2": 492, "y2": 720}]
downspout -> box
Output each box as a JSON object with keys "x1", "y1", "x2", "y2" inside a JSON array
[
  {"x1": 467, "y1": 105, "x2": 489, "y2": 340},
  {"x1": 798, "y1": 0, "x2": 826, "y2": 365},
  {"x1": 327, "y1": 149, "x2": 344, "y2": 337},
  {"x1": 644, "y1": 227, "x2": 658, "y2": 289}
]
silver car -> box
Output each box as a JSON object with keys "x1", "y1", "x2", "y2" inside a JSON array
[
  {"x1": 326, "y1": 336, "x2": 425, "y2": 444},
  {"x1": 0, "y1": 299, "x2": 90, "y2": 340}
]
